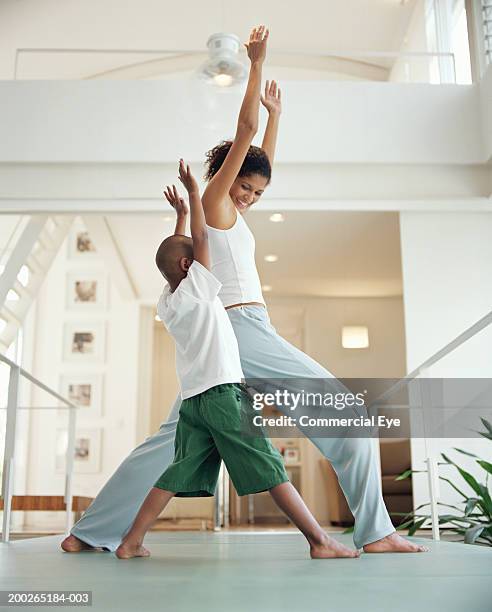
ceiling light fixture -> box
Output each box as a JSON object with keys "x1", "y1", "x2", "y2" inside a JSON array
[
  {"x1": 197, "y1": 33, "x2": 248, "y2": 88},
  {"x1": 269, "y1": 213, "x2": 285, "y2": 223},
  {"x1": 262, "y1": 285, "x2": 272, "y2": 292},
  {"x1": 264, "y1": 254, "x2": 278, "y2": 263},
  {"x1": 341, "y1": 326, "x2": 369, "y2": 349}
]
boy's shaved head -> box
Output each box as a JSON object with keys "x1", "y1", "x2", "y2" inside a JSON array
[{"x1": 155, "y1": 235, "x2": 193, "y2": 281}]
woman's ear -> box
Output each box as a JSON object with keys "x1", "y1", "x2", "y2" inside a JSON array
[{"x1": 179, "y1": 257, "x2": 193, "y2": 273}]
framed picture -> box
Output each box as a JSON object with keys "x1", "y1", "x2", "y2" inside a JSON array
[
  {"x1": 55, "y1": 428, "x2": 102, "y2": 474},
  {"x1": 63, "y1": 321, "x2": 106, "y2": 362},
  {"x1": 66, "y1": 272, "x2": 108, "y2": 310},
  {"x1": 59, "y1": 374, "x2": 103, "y2": 418},
  {"x1": 68, "y1": 224, "x2": 97, "y2": 258},
  {"x1": 284, "y1": 448, "x2": 300, "y2": 465}
]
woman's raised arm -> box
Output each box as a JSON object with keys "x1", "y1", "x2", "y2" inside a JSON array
[
  {"x1": 260, "y1": 79, "x2": 281, "y2": 166},
  {"x1": 202, "y1": 25, "x2": 269, "y2": 229}
]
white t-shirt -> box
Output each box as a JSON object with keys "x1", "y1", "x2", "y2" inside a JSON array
[{"x1": 157, "y1": 260, "x2": 244, "y2": 399}]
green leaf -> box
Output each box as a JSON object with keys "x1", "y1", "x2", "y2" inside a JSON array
[
  {"x1": 441, "y1": 452, "x2": 455, "y2": 465},
  {"x1": 395, "y1": 469, "x2": 424, "y2": 480},
  {"x1": 464, "y1": 524, "x2": 485, "y2": 544},
  {"x1": 465, "y1": 498, "x2": 479, "y2": 516},
  {"x1": 478, "y1": 430, "x2": 492, "y2": 441},
  {"x1": 480, "y1": 417, "x2": 492, "y2": 435},
  {"x1": 477, "y1": 486, "x2": 492, "y2": 517},
  {"x1": 397, "y1": 519, "x2": 417, "y2": 531},
  {"x1": 438, "y1": 514, "x2": 460, "y2": 522},
  {"x1": 456, "y1": 467, "x2": 483, "y2": 497},
  {"x1": 477, "y1": 460, "x2": 492, "y2": 476},
  {"x1": 453, "y1": 447, "x2": 479, "y2": 459},
  {"x1": 342, "y1": 526, "x2": 354, "y2": 534},
  {"x1": 408, "y1": 518, "x2": 427, "y2": 536},
  {"x1": 439, "y1": 476, "x2": 468, "y2": 499},
  {"x1": 395, "y1": 469, "x2": 413, "y2": 481}
]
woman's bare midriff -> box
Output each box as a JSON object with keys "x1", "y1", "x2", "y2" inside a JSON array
[{"x1": 225, "y1": 301, "x2": 266, "y2": 311}]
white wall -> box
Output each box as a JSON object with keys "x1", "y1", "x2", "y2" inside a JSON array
[
  {"x1": 0, "y1": 79, "x2": 485, "y2": 165},
  {"x1": 22, "y1": 222, "x2": 140, "y2": 530},
  {"x1": 480, "y1": 64, "x2": 492, "y2": 162},
  {"x1": 399, "y1": 211, "x2": 492, "y2": 512}
]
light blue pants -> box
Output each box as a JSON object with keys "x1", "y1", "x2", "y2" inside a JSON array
[{"x1": 71, "y1": 306, "x2": 395, "y2": 550}]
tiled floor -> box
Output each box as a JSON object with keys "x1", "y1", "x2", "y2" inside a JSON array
[{"x1": 1, "y1": 531, "x2": 491, "y2": 612}]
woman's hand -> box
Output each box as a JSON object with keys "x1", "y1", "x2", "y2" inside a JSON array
[
  {"x1": 163, "y1": 183, "x2": 188, "y2": 218},
  {"x1": 261, "y1": 80, "x2": 281, "y2": 115},
  {"x1": 244, "y1": 25, "x2": 269, "y2": 65}
]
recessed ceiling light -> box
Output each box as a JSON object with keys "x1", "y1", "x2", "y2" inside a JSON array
[
  {"x1": 269, "y1": 213, "x2": 285, "y2": 223},
  {"x1": 155, "y1": 315, "x2": 161, "y2": 322},
  {"x1": 262, "y1": 285, "x2": 272, "y2": 292},
  {"x1": 264, "y1": 254, "x2": 278, "y2": 263}
]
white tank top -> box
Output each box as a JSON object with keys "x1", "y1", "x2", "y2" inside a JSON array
[{"x1": 207, "y1": 213, "x2": 265, "y2": 308}]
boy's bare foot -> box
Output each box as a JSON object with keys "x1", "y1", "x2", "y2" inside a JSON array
[
  {"x1": 310, "y1": 534, "x2": 360, "y2": 559},
  {"x1": 363, "y1": 532, "x2": 429, "y2": 553},
  {"x1": 61, "y1": 535, "x2": 95, "y2": 553},
  {"x1": 115, "y1": 542, "x2": 151, "y2": 560}
]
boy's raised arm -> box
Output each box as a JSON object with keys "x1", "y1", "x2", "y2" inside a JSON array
[
  {"x1": 178, "y1": 159, "x2": 211, "y2": 270},
  {"x1": 163, "y1": 184, "x2": 188, "y2": 236}
]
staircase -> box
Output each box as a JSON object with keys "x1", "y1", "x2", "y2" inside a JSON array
[{"x1": 0, "y1": 215, "x2": 74, "y2": 352}]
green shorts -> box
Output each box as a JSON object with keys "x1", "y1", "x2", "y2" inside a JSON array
[{"x1": 154, "y1": 383, "x2": 289, "y2": 497}]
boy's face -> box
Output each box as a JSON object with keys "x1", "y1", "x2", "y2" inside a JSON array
[{"x1": 229, "y1": 174, "x2": 268, "y2": 213}]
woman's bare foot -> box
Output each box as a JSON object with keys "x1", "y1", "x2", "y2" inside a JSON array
[
  {"x1": 61, "y1": 535, "x2": 95, "y2": 553},
  {"x1": 115, "y1": 542, "x2": 151, "y2": 560},
  {"x1": 310, "y1": 534, "x2": 360, "y2": 559},
  {"x1": 363, "y1": 532, "x2": 429, "y2": 553}
]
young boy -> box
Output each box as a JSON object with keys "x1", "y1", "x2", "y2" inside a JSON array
[{"x1": 115, "y1": 160, "x2": 360, "y2": 561}]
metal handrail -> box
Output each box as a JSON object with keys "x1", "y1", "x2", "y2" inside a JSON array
[
  {"x1": 0, "y1": 352, "x2": 78, "y2": 543},
  {"x1": 371, "y1": 309, "x2": 492, "y2": 407},
  {"x1": 12, "y1": 47, "x2": 457, "y2": 83},
  {"x1": 369, "y1": 308, "x2": 492, "y2": 541},
  {"x1": 0, "y1": 353, "x2": 75, "y2": 408}
]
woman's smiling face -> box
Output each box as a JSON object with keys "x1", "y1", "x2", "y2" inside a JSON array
[{"x1": 229, "y1": 174, "x2": 269, "y2": 213}]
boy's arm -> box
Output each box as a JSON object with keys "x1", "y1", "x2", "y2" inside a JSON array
[
  {"x1": 178, "y1": 159, "x2": 211, "y2": 270},
  {"x1": 163, "y1": 185, "x2": 188, "y2": 236},
  {"x1": 174, "y1": 214, "x2": 186, "y2": 236},
  {"x1": 260, "y1": 79, "x2": 281, "y2": 165}
]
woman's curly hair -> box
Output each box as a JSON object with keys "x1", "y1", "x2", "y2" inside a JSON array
[{"x1": 204, "y1": 141, "x2": 272, "y2": 183}]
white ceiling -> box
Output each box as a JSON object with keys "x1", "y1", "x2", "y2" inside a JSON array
[
  {"x1": 0, "y1": 0, "x2": 419, "y2": 80},
  {"x1": 107, "y1": 210, "x2": 403, "y2": 302}
]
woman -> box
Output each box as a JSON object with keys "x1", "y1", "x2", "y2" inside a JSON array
[{"x1": 63, "y1": 26, "x2": 425, "y2": 555}]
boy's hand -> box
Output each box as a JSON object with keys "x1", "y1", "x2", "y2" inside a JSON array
[
  {"x1": 261, "y1": 79, "x2": 281, "y2": 115},
  {"x1": 163, "y1": 184, "x2": 188, "y2": 217},
  {"x1": 244, "y1": 25, "x2": 269, "y2": 65},
  {"x1": 177, "y1": 158, "x2": 199, "y2": 195}
]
